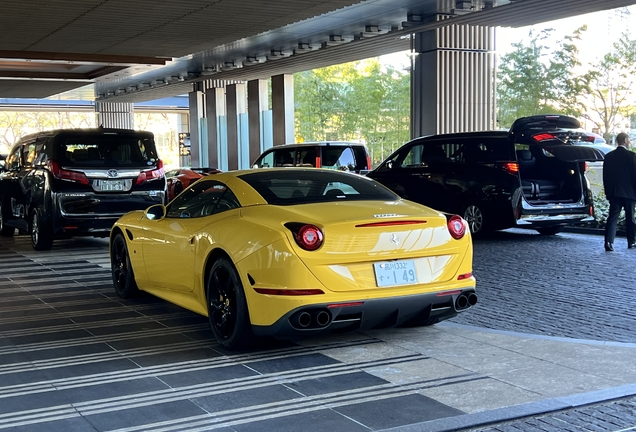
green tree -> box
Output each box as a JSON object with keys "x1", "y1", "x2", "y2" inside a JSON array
[
  {"x1": 0, "y1": 111, "x2": 95, "y2": 152},
  {"x1": 0, "y1": 111, "x2": 180, "y2": 167},
  {"x1": 497, "y1": 27, "x2": 589, "y2": 128},
  {"x1": 294, "y1": 57, "x2": 410, "y2": 166},
  {"x1": 585, "y1": 32, "x2": 636, "y2": 138}
]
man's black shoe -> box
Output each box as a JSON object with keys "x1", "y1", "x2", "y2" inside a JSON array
[
  {"x1": 605, "y1": 241, "x2": 614, "y2": 251},
  {"x1": 629, "y1": 243, "x2": 636, "y2": 249}
]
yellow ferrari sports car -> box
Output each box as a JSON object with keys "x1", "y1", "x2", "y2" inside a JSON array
[{"x1": 110, "y1": 168, "x2": 476, "y2": 349}]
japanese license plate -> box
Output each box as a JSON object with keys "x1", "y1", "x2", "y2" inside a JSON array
[
  {"x1": 373, "y1": 260, "x2": 418, "y2": 287},
  {"x1": 95, "y1": 179, "x2": 126, "y2": 192}
]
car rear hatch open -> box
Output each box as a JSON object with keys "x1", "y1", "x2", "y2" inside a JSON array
[{"x1": 510, "y1": 114, "x2": 605, "y2": 162}]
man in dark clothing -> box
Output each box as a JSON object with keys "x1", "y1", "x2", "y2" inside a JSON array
[{"x1": 603, "y1": 132, "x2": 636, "y2": 251}]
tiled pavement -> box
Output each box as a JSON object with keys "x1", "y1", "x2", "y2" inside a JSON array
[{"x1": 0, "y1": 231, "x2": 635, "y2": 431}]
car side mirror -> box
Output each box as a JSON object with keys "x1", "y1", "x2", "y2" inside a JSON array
[{"x1": 145, "y1": 204, "x2": 166, "y2": 221}]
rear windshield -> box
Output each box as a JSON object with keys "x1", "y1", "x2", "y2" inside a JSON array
[
  {"x1": 54, "y1": 134, "x2": 159, "y2": 168},
  {"x1": 238, "y1": 169, "x2": 398, "y2": 205}
]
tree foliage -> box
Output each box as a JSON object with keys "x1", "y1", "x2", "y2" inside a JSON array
[
  {"x1": 497, "y1": 27, "x2": 590, "y2": 128},
  {"x1": 586, "y1": 32, "x2": 636, "y2": 138},
  {"x1": 0, "y1": 111, "x2": 180, "y2": 166},
  {"x1": 0, "y1": 111, "x2": 95, "y2": 153},
  {"x1": 294, "y1": 58, "x2": 410, "y2": 166}
]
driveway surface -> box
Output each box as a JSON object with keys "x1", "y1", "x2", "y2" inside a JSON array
[{"x1": 0, "y1": 229, "x2": 635, "y2": 432}]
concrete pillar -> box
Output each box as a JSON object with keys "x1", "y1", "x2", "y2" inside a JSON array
[
  {"x1": 411, "y1": 23, "x2": 495, "y2": 137},
  {"x1": 188, "y1": 90, "x2": 205, "y2": 167},
  {"x1": 226, "y1": 83, "x2": 247, "y2": 170},
  {"x1": 271, "y1": 74, "x2": 294, "y2": 145},
  {"x1": 248, "y1": 79, "x2": 269, "y2": 165},
  {"x1": 177, "y1": 113, "x2": 190, "y2": 167},
  {"x1": 95, "y1": 102, "x2": 134, "y2": 129},
  {"x1": 205, "y1": 88, "x2": 221, "y2": 169}
]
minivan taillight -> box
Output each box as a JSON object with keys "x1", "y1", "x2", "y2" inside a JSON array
[
  {"x1": 533, "y1": 133, "x2": 556, "y2": 142},
  {"x1": 48, "y1": 160, "x2": 89, "y2": 185},
  {"x1": 135, "y1": 160, "x2": 165, "y2": 185},
  {"x1": 497, "y1": 162, "x2": 519, "y2": 175}
]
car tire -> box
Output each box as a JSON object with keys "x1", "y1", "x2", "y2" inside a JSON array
[
  {"x1": 110, "y1": 233, "x2": 139, "y2": 298},
  {"x1": 462, "y1": 202, "x2": 487, "y2": 236},
  {"x1": 206, "y1": 257, "x2": 254, "y2": 350},
  {"x1": 0, "y1": 200, "x2": 14, "y2": 237},
  {"x1": 536, "y1": 226, "x2": 564, "y2": 236},
  {"x1": 173, "y1": 182, "x2": 183, "y2": 197},
  {"x1": 29, "y1": 208, "x2": 53, "y2": 250}
]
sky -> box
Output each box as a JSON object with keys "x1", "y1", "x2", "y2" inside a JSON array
[{"x1": 496, "y1": 6, "x2": 633, "y2": 63}]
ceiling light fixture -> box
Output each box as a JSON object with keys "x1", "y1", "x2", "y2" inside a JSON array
[
  {"x1": 323, "y1": 35, "x2": 345, "y2": 47},
  {"x1": 268, "y1": 50, "x2": 291, "y2": 60},
  {"x1": 361, "y1": 25, "x2": 386, "y2": 38},
  {"x1": 452, "y1": 1, "x2": 476, "y2": 15},
  {"x1": 294, "y1": 43, "x2": 316, "y2": 54},
  {"x1": 244, "y1": 56, "x2": 266, "y2": 65},
  {"x1": 401, "y1": 14, "x2": 424, "y2": 28}
]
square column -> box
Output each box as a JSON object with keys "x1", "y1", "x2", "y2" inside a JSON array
[
  {"x1": 205, "y1": 87, "x2": 226, "y2": 169},
  {"x1": 411, "y1": 24, "x2": 496, "y2": 137},
  {"x1": 226, "y1": 83, "x2": 247, "y2": 171},
  {"x1": 248, "y1": 79, "x2": 269, "y2": 165},
  {"x1": 95, "y1": 102, "x2": 134, "y2": 129},
  {"x1": 272, "y1": 74, "x2": 294, "y2": 145},
  {"x1": 188, "y1": 90, "x2": 205, "y2": 167}
]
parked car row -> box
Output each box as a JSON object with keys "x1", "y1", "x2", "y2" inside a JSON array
[
  {"x1": 251, "y1": 115, "x2": 606, "y2": 237},
  {"x1": 0, "y1": 114, "x2": 608, "y2": 349}
]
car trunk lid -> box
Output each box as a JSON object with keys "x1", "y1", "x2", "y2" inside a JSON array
[{"x1": 265, "y1": 200, "x2": 471, "y2": 292}]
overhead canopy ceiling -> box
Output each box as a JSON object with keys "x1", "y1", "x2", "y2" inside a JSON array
[{"x1": 1, "y1": 0, "x2": 634, "y2": 103}]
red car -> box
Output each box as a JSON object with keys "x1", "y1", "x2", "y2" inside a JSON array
[{"x1": 165, "y1": 167, "x2": 221, "y2": 201}]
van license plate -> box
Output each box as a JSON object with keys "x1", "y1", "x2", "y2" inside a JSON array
[
  {"x1": 373, "y1": 260, "x2": 418, "y2": 287},
  {"x1": 96, "y1": 180, "x2": 126, "y2": 192}
]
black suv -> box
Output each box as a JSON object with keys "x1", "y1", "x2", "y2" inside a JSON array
[
  {"x1": 0, "y1": 128, "x2": 166, "y2": 250},
  {"x1": 368, "y1": 115, "x2": 604, "y2": 236},
  {"x1": 252, "y1": 141, "x2": 371, "y2": 173}
]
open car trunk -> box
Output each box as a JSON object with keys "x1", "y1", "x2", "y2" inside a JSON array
[
  {"x1": 511, "y1": 115, "x2": 605, "y2": 204},
  {"x1": 516, "y1": 142, "x2": 601, "y2": 204}
]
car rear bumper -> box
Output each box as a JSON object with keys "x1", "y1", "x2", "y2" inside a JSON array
[
  {"x1": 251, "y1": 288, "x2": 477, "y2": 337},
  {"x1": 516, "y1": 213, "x2": 594, "y2": 225},
  {"x1": 52, "y1": 190, "x2": 164, "y2": 236}
]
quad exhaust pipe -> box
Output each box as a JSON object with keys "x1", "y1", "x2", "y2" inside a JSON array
[
  {"x1": 455, "y1": 292, "x2": 478, "y2": 311},
  {"x1": 290, "y1": 309, "x2": 332, "y2": 329}
]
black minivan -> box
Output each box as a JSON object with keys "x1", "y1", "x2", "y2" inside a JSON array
[
  {"x1": 368, "y1": 115, "x2": 604, "y2": 236},
  {"x1": 0, "y1": 128, "x2": 166, "y2": 250}
]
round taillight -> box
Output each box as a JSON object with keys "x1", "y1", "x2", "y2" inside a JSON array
[
  {"x1": 447, "y1": 215, "x2": 466, "y2": 239},
  {"x1": 296, "y1": 224, "x2": 324, "y2": 251}
]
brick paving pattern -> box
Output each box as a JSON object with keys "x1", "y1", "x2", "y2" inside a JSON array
[{"x1": 451, "y1": 229, "x2": 636, "y2": 431}]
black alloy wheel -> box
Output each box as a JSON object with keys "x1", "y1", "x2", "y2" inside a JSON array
[
  {"x1": 462, "y1": 203, "x2": 486, "y2": 236},
  {"x1": 206, "y1": 257, "x2": 254, "y2": 350},
  {"x1": 0, "y1": 200, "x2": 14, "y2": 237},
  {"x1": 30, "y1": 208, "x2": 53, "y2": 250},
  {"x1": 173, "y1": 182, "x2": 184, "y2": 197},
  {"x1": 111, "y1": 233, "x2": 139, "y2": 298}
]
